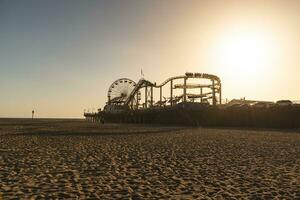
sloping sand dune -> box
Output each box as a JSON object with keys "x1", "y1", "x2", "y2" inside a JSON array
[{"x1": 0, "y1": 119, "x2": 299, "y2": 199}]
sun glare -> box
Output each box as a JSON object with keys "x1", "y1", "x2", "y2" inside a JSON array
[{"x1": 213, "y1": 29, "x2": 279, "y2": 83}]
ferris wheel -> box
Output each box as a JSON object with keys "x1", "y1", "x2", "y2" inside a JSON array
[{"x1": 107, "y1": 78, "x2": 137, "y2": 105}]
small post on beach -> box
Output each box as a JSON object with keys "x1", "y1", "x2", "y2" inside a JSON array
[{"x1": 32, "y1": 110, "x2": 35, "y2": 120}]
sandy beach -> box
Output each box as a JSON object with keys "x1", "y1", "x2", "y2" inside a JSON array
[{"x1": 0, "y1": 119, "x2": 299, "y2": 199}]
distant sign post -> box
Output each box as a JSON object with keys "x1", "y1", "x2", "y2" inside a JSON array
[{"x1": 32, "y1": 110, "x2": 34, "y2": 120}]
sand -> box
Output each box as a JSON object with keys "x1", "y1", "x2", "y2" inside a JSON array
[{"x1": 0, "y1": 119, "x2": 299, "y2": 199}]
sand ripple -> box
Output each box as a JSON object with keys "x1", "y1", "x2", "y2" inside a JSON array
[{"x1": 0, "y1": 119, "x2": 299, "y2": 199}]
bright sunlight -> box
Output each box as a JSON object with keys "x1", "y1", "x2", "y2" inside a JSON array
[{"x1": 213, "y1": 28, "x2": 281, "y2": 82}]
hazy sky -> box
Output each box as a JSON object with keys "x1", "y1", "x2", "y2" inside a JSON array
[{"x1": 1, "y1": 0, "x2": 300, "y2": 118}]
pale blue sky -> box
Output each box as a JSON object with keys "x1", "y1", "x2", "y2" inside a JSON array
[{"x1": 1, "y1": 0, "x2": 300, "y2": 117}]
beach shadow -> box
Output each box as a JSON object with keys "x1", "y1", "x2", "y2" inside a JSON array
[
  {"x1": 203, "y1": 126, "x2": 300, "y2": 134},
  {"x1": 16, "y1": 126, "x2": 189, "y2": 137}
]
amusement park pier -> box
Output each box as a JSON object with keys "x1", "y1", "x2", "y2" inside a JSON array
[{"x1": 85, "y1": 72, "x2": 300, "y2": 129}]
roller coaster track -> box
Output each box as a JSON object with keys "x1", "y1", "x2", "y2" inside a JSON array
[
  {"x1": 156, "y1": 73, "x2": 221, "y2": 87},
  {"x1": 124, "y1": 73, "x2": 221, "y2": 107},
  {"x1": 124, "y1": 79, "x2": 155, "y2": 106}
]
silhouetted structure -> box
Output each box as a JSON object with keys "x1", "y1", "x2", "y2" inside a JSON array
[
  {"x1": 84, "y1": 73, "x2": 300, "y2": 129},
  {"x1": 104, "y1": 72, "x2": 221, "y2": 113}
]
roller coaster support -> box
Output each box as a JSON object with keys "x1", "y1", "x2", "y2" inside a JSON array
[
  {"x1": 212, "y1": 79, "x2": 216, "y2": 106},
  {"x1": 219, "y1": 83, "x2": 222, "y2": 104},
  {"x1": 183, "y1": 77, "x2": 187, "y2": 102},
  {"x1": 151, "y1": 86, "x2": 153, "y2": 106},
  {"x1": 145, "y1": 85, "x2": 148, "y2": 108},
  {"x1": 200, "y1": 87, "x2": 203, "y2": 103},
  {"x1": 170, "y1": 80, "x2": 173, "y2": 106},
  {"x1": 160, "y1": 86, "x2": 162, "y2": 107}
]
